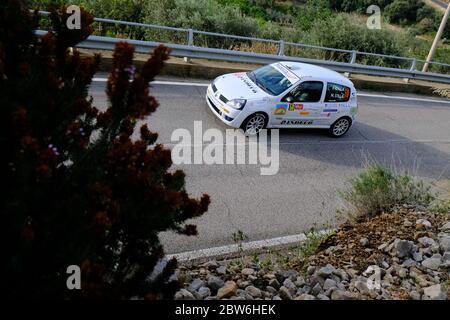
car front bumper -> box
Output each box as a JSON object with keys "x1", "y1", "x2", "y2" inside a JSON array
[{"x1": 206, "y1": 85, "x2": 247, "y2": 128}]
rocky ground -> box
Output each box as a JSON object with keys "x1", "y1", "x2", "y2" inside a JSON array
[{"x1": 174, "y1": 206, "x2": 450, "y2": 300}]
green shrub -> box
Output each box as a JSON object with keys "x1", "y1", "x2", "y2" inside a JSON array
[
  {"x1": 295, "y1": 0, "x2": 332, "y2": 31},
  {"x1": 385, "y1": 0, "x2": 423, "y2": 25},
  {"x1": 166, "y1": 0, "x2": 259, "y2": 36},
  {"x1": 417, "y1": 18, "x2": 436, "y2": 34},
  {"x1": 218, "y1": 0, "x2": 293, "y2": 22},
  {"x1": 142, "y1": 0, "x2": 260, "y2": 45},
  {"x1": 302, "y1": 14, "x2": 407, "y2": 67},
  {"x1": 296, "y1": 229, "x2": 335, "y2": 263},
  {"x1": 416, "y1": 5, "x2": 438, "y2": 23},
  {"x1": 259, "y1": 21, "x2": 285, "y2": 39},
  {"x1": 74, "y1": 0, "x2": 146, "y2": 21},
  {"x1": 340, "y1": 165, "x2": 434, "y2": 219},
  {"x1": 328, "y1": 0, "x2": 392, "y2": 13},
  {"x1": 84, "y1": 0, "x2": 149, "y2": 39},
  {"x1": 30, "y1": 0, "x2": 147, "y2": 22},
  {"x1": 430, "y1": 200, "x2": 450, "y2": 215},
  {"x1": 27, "y1": 0, "x2": 67, "y2": 10}
]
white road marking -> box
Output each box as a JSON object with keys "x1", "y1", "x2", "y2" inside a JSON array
[
  {"x1": 93, "y1": 77, "x2": 209, "y2": 87},
  {"x1": 166, "y1": 231, "x2": 334, "y2": 262},
  {"x1": 92, "y1": 77, "x2": 450, "y2": 104},
  {"x1": 168, "y1": 229, "x2": 335, "y2": 262},
  {"x1": 358, "y1": 93, "x2": 450, "y2": 104},
  {"x1": 162, "y1": 139, "x2": 450, "y2": 148}
]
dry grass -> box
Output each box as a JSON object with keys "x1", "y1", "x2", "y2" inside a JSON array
[
  {"x1": 237, "y1": 42, "x2": 279, "y2": 55},
  {"x1": 434, "y1": 88, "x2": 450, "y2": 98}
]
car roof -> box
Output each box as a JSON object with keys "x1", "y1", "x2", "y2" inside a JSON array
[{"x1": 277, "y1": 61, "x2": 354, "y2": 87}]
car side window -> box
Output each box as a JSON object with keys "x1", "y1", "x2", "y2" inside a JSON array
[
  {"x1": 283, "y1": 81, "x2": 324, "y2": 103},
  {"x1": 325, "y1": 83, "x2": 351, "y2": 102}
]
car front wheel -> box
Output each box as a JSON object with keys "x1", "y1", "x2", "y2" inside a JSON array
[
  {"x1": 241, "y1": 113, "x2": 268, "y2": 135},
  {"x1": 329, "y1": 117, "x2": 352, "y2": 138}
]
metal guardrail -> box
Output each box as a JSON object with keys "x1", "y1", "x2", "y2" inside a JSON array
[{"x1": 36, "y1": 11, "x2": 450, "y2": 84}]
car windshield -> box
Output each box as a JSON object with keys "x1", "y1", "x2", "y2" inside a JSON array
[{"x1": 247, "y1": 65, "x2": 295, "y2": 96}]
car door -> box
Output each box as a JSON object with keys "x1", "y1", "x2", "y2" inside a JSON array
[
  {"x1": 321, "y1": 82, "x2": 352, "y2": 125},
  {"x1": 271, "y1": 81, "x2": 324, "y2": 127}
]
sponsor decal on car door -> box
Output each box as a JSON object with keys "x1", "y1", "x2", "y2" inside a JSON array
[
  {"x1": 278, "y1": 81, "x2": 325, "y2": 127},
  {"x1": 279, "y1": 102, "x2": 315, "y2": 126}
]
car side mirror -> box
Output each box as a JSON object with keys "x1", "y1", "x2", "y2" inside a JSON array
[{"x1": 285, "y1": 96, "x2": 294, "y2": 103}]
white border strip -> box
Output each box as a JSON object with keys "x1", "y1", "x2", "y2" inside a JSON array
[
  {"x1": 162, "y1": 139, "x2": 450, "y2": 147},
  {"x1": 358, "y1": 93, "x2": 450, "y2": 104},
  {"x1": 92, "y1": 78, "x2": 450, "y2": 105},
  {"x1": 166, "y1": 230, "x2": 334, "y2": 263},
  {"x1": 92, "y1": 77, "x2": 209, "y2": 87},
  {"x1": 166, "y1": 233, "x2": 308, "y2": 262}
]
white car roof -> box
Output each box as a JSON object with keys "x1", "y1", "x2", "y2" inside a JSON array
[{"x1": 277, "y1": 61, "x2": 354, "y2": 87}]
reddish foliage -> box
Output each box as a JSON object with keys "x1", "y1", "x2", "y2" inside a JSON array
[{"x1": 1, "y1": 0, "x2": 209, "y2": 299}]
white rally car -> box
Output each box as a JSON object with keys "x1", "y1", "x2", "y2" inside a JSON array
[{"x1": 206, "y1": 62, "x2": 358, "y2": 137}]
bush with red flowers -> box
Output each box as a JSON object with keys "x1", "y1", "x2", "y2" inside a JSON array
[{"x1": 0, "y1": 0, "x2": 209, "y2": 299}]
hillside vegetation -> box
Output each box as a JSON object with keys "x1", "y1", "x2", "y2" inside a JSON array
[{"x1": 31, "y1": 0, "x2": 450, "y2": 72}]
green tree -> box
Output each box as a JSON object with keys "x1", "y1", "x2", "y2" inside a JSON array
[
  {"x1": 1, "y1": 0, "x2": 209, "y2": 299},
  {"x1": 328, "y1": 0, "x2": 392, "y2": 13},
  {"x1": 303, "y1": 14, "x2": 406, "y2": 67},
  {"x1": 295, "y1": 0, "x2": 332, "y2": 31},
  {"x1": 385, "y1": 0, "x2": 423, "y2": 25},
  {"x1": 164, "y1": 0, "x2": 259, "y2": 36}
]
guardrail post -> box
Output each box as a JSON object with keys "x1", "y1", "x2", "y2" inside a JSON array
[
  {"x1": 350, "y1": 50, "x2": 357, "y2": 64},
  {"x1": 277, "y1": 40, "x2": 285, "y2": 56},
  {"x1": 345, "y1": 51, "x2": 357, "y2": 78},
  {"x1": 184, "y1": 29, "x2": 194, "y2": 62},
  {"x1": 187, "y1": 29, "x2": 194, "y2": 46},
  {"x1": 410, "y1": 58, "x2": 417, "y2": 71},
  {"x1": 403, "y1": 58, "x2": 417, "y2": 83}
]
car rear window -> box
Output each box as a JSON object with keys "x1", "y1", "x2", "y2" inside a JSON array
[{"x1": 325, "y1": 83, "x2": 351, "y2": 102}]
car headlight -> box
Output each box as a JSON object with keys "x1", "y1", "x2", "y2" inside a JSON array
[{"x1": 227, "y1": 99, "x2": 246, "y2": 110}]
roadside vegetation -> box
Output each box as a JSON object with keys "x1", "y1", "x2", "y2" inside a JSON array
[
  {"x1": 340, "y1": 164, "x2": 434, "y2": 219},
  {"x1": 221, "y1": 164, "x2": 448, "y2": 272},
  {"x1": 225, "y1": 228, "x2": 335, "y2": 272},
  {"x1": 175, "y1": 165, "x2": 449, "y2": 300},
  {"x1": 2, "y1": 0, "x2": 209, "y2": 298},
  {"x1": 30, "y1": 0, "x2": 450, "y2": 73}
]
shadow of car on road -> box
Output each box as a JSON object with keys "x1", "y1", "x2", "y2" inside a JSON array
[{"x1": 275, "y1": 122, "x2": 450, "y2": 180}]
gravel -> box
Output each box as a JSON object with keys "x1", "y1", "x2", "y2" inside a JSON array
[{"x1": 177, "y1": 208, "x2": 449, "y2": 301}]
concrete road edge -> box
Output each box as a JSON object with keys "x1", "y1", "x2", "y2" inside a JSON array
[{"x1": 167, "y1": 229, "x2": 333, "y2": 266}]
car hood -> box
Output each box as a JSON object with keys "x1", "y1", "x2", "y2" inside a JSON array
[{"x1": 214, "y1": 72, "x2": 268, "y2": 100}]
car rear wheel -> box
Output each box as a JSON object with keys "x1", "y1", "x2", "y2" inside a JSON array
[
  {"x1": 241, "y1": 113, "x2": 268, "y2": 135},
  {"x1": 329, "y1": 117, "x2": 351, "y2": 138}
]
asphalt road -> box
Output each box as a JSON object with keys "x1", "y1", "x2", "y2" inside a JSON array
[{"x1": 89, "y1": 76, "x2": 450, "y2": 254}]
